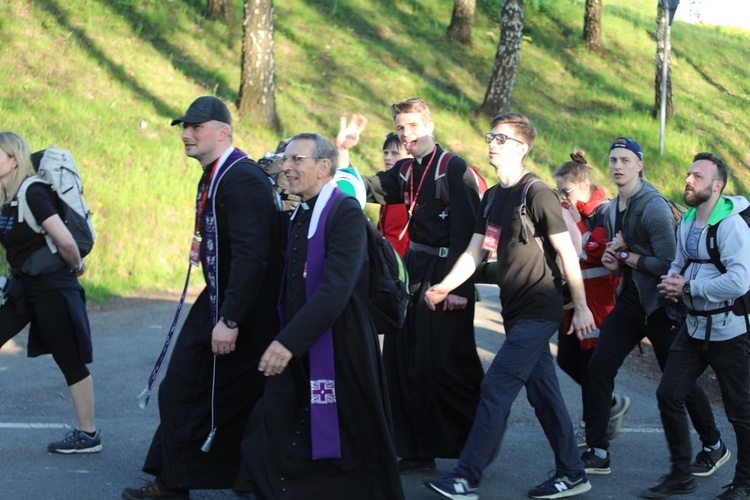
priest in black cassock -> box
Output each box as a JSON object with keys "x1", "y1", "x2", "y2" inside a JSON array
[
  {"x1": 362, "y1": 98, "x2": 484, "y2": 473},
  {"x1": 235, "y1": 133, "x2": 404, "y2": 500}
]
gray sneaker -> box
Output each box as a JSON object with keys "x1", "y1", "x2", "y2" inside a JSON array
[
  {"x1": 48, "y1": 428, "x2": 102, "y2": 454},
  {"x1": 607, "y1": 394, "x2": 631, "y2": 441},
  {"x1": 691, "y1": 441, "x2": 731, "y2": 477}
]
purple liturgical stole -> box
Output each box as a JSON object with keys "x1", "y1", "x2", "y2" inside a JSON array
[{"x1": 279, "y1": 184, "x2": 344, "y2": 460}]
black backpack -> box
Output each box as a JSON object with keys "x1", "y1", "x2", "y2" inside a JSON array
[
  {"x1": 363, "y1": 219, "x2": 409, "y2": 334},
  {"x1": 326, "y1": 193, "x2": 409, "y2": 334}
]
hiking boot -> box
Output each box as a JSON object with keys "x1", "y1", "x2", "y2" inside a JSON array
[
  {"x1": 398, "y1": 457, "x2": 436, "y2": 474},
  {"x1": 715, "y1": 481, "x2": 750, "y2": 500},
  {"x1": 528, "y1": 472, "x2": 591, "y2": 499},
  {"x1": 47, "y1": 428, "x2": 102, "y2": 454},
  {"x1": 121, "y1": 480, "x2": 190, "y2": 500},
  {"x1": 691, "y1": 441, "x2": 731, "y2": 476},
  {"x1": 581, "y1": 449, "x2": 611, "y2": 475},
  {"x1": 424, "y1": 473, "x2": 479, "y2": 499},
  {"x1": 640, "y1": 473, "x2": 696, "y2": 498},
  {"x1": 574, "y1": 422, "x2": 587, "y2": 448},
  {"x1": 606, "y1": 394, "x2": 631, "y2": 441}
]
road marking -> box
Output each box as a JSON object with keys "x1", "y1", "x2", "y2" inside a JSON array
[{"x1": 0, "y1": 423, "x2": 71, "y2": 429}]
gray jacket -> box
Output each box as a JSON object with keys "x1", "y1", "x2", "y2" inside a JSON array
[
  {"x1": 607, "y1": 180, "x2": 677, "y2": 315},
  {"x1": 670, "y1": 195, "x2": 750, "y2": 341}
]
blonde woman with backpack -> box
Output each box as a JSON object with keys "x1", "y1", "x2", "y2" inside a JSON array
[{"x1": 0, "y1": 131, "x2": 100, "y2": 454}]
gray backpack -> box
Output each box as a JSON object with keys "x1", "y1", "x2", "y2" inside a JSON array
[{"x1": 14, "y1": 147, "x2": 95, "y2": 264}]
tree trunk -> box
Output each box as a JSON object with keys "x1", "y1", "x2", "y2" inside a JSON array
[
  {"x1": 446, "y1": 0, "x2": 476, "y2": 45},
  {"x1": 583, "y1": 0, "x2": 602, "y2": 52},
  {"x1": 206, "y1": 0, "x2": 233, "y2": 21},
  {"x1": 653, "y1": 1, "x2": 674, "y2": 119},
  {"x1": 475, "y1": 0, "x2": 524, "y2": 118},
  {"x1": 237, "y1": 0, "x2": 279, "y2": 129}
]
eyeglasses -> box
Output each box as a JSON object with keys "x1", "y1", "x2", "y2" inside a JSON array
[
  {"x1": 281, "y1": 154, "x2": 323, "y2": 164},
  {"x1": 557, "y1": 182, "x2": 581, "y2": 197},
  {"x1": 484, "y1": 133, "x2": 524, "y2": 146}
]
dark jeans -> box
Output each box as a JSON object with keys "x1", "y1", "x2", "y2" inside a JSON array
[
  {"x1": 658, "y1": 328, "x2": 750, "y2": 480},
  {"x1": 456, "y1": 320, "x2": 583, "y2": 485},
  {"x1": 557, "y1": 327, "x2": 595, "y2": 422},
  {"x1": 585, "y1": 298, "x2": 719, "y2": 450}
]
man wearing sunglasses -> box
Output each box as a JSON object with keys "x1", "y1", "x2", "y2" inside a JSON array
[
  {"x1": 362, "y1": 97, "x2": 484, "y2": 474},
  {"x1": 424, "y1": 113, "x2": 595, "y2": 499}
]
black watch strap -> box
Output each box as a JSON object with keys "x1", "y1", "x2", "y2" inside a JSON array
[{"x1": 222, "y1": 317, "x2": 239, "y2": 329}]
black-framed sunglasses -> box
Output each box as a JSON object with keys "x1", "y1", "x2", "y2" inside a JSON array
[
  {"x1": 485, "y1": 133, "x2": 524, "y2": 146},
  {"x1": 281, "y1": 154, "x2": 323, "y2": 164}
]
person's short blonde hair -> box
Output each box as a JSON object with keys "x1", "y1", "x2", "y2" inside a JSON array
[
  {"x1": 0, "y1": 131, "x2": 34, "y2": 205},
  {"x1": 391, "y1": 97, "x2": 432, "y2": 125}
]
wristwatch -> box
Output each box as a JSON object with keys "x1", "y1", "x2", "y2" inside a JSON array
[
  {"x1": 683, "y1": 281, "x2": 691, "y2": 297},
  {"x1": 619, "y1": 250, "x2": 629, "y2": 261},
  {"x1": 222, "y1": 317, "x2": 239, "y2": 329}
]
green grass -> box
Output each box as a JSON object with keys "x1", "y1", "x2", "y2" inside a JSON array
[{"x1": 1, "y1": 0, "x2": 748, "y2": 301}]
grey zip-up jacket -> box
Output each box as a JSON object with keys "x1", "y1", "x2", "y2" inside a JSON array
[
  {"x1": 607, "y1": 180, "x2": 677, "y2": 315},
  {"x1": 670, "y1": 195, "x2": 750, "y2": 341}
]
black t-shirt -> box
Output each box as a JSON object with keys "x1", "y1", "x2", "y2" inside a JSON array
[
  {"x1": 475, "y1": 173, "x2": 567, "y2": 328},
  {"x1": 0, "y1": 183, "x2": 59, "y2": 268}
]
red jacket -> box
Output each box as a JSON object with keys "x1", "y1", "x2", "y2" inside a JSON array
[{"x1": 378, "y1": 204, "x2": 410, "y2": 257}]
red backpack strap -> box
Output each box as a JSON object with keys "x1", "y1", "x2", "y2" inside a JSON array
[
  {"x1": 434, "y1": 151, "x2": 454, "y2": 206},
  {"x1": 469, "y1": 165, "x2": 488, "y2": 195}
]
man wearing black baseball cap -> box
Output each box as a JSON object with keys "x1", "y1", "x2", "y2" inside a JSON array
[
  {"x1": 170, "y1": 95, "x2": 232, "y2": 127},
  {"x1": 580, "y1": 137, "x2": 721, "y2": 483},
  {"x1": 122, "y1": 97, "x2": 283, "y2": 500}
]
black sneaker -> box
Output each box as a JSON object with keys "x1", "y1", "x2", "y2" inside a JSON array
[
  {"x1": 691, "y1": 441, "x2": 731, "y2": 476},
  {"x1": 715, "y1": 481, "x2": 750, "y2": 500},
  {"x1": 121, "y1": 480, "x2": 190, "y2": 500},
  {"x1": 424, "y1": 473, "x2": 479, "y2": 499},
  {"x1": 398, "y1": 457, "x2": 436, "y2": 474},
  {"x1": 640, "y1": 473, "x2": 696, "y2": 499},
  {"x1": 47, "y1": 428, "x2": 102, "y2": 454},
  {"x1": 528, "y1": 473, "x2": 592, "y2": 499},
  {"x1": 581, "y1": 449, "x2": 610, "y2": 475}
]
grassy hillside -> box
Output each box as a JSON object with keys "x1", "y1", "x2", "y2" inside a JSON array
[{"x1": 1, "y1": 0, "x2": 748, "y2": 301}]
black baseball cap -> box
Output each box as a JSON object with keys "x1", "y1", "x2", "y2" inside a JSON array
[{"x1": 171, "y1": 96, "x2": 232, "y2": 126}]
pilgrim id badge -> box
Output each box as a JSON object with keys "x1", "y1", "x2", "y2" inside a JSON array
[
  {"x1": 482, "y1": 224, "x2": 501, "y2": 252},
  {"x1": 189, "y1": 235, "x2": 201, "y2": 266}
]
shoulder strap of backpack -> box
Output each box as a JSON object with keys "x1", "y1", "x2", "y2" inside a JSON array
[
  {"x1": 12, "y1": 176, "x2": 58, "y2": 253},
  {"x1": 518, "y1": 178, "x2": 545, "y2": 252},
  {"x1": 12, "y1": 177, "x2": 49, "y2": 230},
  {"x1": 434, "y1": 151, "x2": 454, "y2": 205}
]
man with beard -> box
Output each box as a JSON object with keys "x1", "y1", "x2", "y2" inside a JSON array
[
  {"x1": 642, "y1": 153, "x2": 750, "y2": 500},
  {"x1": 361, "y1": 98, "x2": 484, "y2": 473},
  {"x1": 581, "y1": 138, "x2": 721, "y2": 482}
]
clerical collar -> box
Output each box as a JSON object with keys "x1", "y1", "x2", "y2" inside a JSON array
[{"x1": 300, "y1": 202, "x2": 310, "y2": 211}]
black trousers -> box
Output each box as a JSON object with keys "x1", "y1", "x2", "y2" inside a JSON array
[
  {"x1": 658, "y1": 328, "x2": 750, "y2": 480},
  {"x1": 585, "y1": 297, "x2": 719, "y2": 451}
]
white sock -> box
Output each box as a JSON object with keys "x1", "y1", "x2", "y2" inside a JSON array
[{"x1": 593, "y1": 447, "x2": 607, "y2": 459}]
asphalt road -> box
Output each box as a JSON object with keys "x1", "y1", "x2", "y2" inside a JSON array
[{"x1": 0, "y1": 284, "x2": 736, "y2": 499}]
